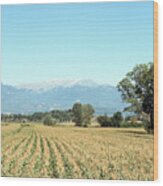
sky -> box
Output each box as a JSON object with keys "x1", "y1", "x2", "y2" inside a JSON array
[{"x1": 2, "y1": 1, "x2": 154, "y2": 86}]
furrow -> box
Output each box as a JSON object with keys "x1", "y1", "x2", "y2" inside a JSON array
[
  {"x1": 2, "y1": 132, "x2": 34, "y2": 177},
  {"x1": 45, "y1": 138, "x2": 59, "y2": 178}
]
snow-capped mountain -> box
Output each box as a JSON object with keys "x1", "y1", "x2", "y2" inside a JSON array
[
  {"x1": 1, "y1": 79, "x2": 126, "y2": 115},
  {"x1": 17, "y1": 79, "x2": 99, "y2": 91}
]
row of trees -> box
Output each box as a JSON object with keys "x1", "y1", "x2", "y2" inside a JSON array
[
  {"x1": 1, "y1": 104, "x2": 95, "y2": 127},
  {"x1": 1, "y1": 104, "x2": 122, "y2": 128},
  {"x1": 1, "y1": 114, "x2": 29, "y2": 123},
  {"x1": 43, "y1": 103, "x2": 95, "y2": 127},
  {"x1": 97, "y1": 112, "x2": 123, "y2": 128},
  {"x1": 2, "y1": 109, "x2": 142, "y2": 128},
  {"x1": 1, "y1": 110, "x2": 72, "y2": 124}
]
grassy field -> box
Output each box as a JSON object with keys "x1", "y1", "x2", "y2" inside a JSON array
[{"x1": 1, "y1": 123, "x2": 154, "y2": 180}]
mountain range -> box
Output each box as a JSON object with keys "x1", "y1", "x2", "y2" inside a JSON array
[{"x1": 1, "y1": 79, "x2": 126, "y2": 115}]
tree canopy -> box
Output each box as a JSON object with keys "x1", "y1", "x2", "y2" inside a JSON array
[
  {"x1": 72, "y1": 103, "x2": 95, "y2": 127},
  {"x1": 117, "y1": 62, "x2": 154, "y2": 131}
]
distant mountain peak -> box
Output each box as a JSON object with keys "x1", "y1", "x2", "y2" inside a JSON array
[{"x1": 16, "y1": 79, "x2": 102, "y2": 91}]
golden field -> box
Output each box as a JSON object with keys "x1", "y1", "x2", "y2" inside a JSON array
[{"x1": 1, "y1": 123, "x2": 154, "y2": 180}]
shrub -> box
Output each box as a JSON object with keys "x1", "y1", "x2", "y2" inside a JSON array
[
  {"x1": 120, "y1": 121, "x2": 144, "y2": 128},
  {"x1": 97, "y1": 115, "x2": 112, "y2": 127},
  {"x1": 43, "y1": 115, "x2": 57, "y2": 126},
  {"x1": 20, "y1": 123, "x2": 30, "y2": 127},
  {"x1": 112, "y1": 112, "x2": 123, "y2": 128}
]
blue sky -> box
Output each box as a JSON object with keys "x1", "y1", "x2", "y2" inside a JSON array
[{"x1": 2, "y1": 1, "x2": 154, "y2": 86}]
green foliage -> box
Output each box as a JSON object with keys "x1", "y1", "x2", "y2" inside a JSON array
[
  {"x1": 117, "y1": 63, "x2": 154, "y2": 132},
  {"x1": 97, "y1": 114, "x2": 112, "y2": 127},
  {"x1": 120, "y1": 121, "x2": 144, "y2": 128},
  {"x1": 55, "y1": 142, "x2": 74, "y2": 178},
  {"x1": 72, "y1": 103, "x2": 83, "y2": 126},
  {"x1": 51, "y1": 109, "x2": 73, "y2": 122},
  {"x1": 43, "y1": 115, "x2": 57, "y2": 126},
  {"x1": 1, "y1": 113, "x2": 30, "y2": 123},
  {"x1": 82, "y1": 104, "x2": 95, "y2": 127},
  {"x1": 112, "y1": 112, "x2": 123, "y2": 128},
  {"x1": 46, "y1": 138, "x2": 59, "y2": 177},
  {"x1": 20, "y1": 123, "x2": 30, "y2": 127},
  {"x1": 72, "y1": 103, "x2": 95, "y2": 127},
  {"x1": 97, "y1": 112, "x2": 123, "y2": 128},
  {"x1": 1, "y1": 109, "x2": 73, "y2": 124}
]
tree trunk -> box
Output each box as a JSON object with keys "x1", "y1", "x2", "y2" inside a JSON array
[{"x1": 150, "y1": 112, "x2": 154, "y2": 130}]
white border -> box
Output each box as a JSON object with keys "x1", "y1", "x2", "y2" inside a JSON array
[{"x1": 0, "y1": 0, "x2": 155, "y2": 5}]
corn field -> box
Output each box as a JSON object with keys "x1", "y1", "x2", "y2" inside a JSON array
[{"x1": 1, "y1": 123, "x2": 154, "y2": 180}]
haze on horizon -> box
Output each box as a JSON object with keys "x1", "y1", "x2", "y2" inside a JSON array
[{"x1": 2, "y1": 2, "x2": 153, "y2": 86}]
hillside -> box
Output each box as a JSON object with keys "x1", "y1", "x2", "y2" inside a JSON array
[{"x1": 1, "y1": 80, "x2": 125, "y2": 115}]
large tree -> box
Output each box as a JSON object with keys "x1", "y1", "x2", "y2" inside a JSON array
[
  {"x1": 117, "y1": 63, "x2": 154, "y2": 131},
  {"x1": 72, "y1": 103, "x2": 94, "y2": 127},
  {"x1": 82, "y1": 104, "x2": 95, "y2": 127},
  {"x1": 72, "y1": 103, "x2": 83, "y2": 126}
]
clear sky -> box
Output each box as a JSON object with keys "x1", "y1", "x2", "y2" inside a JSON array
[{"x1": 2, "y1": 1, "x2": 154, "y2": 86}]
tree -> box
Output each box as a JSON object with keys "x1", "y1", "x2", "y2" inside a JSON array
[
  {"x1": 117, "y1": 63, "x2": 154, "y2": 131},
  {"x1": 97, "y1": 114, "x2": 112, "y2": 127},
  {"x1": 72, "y1": 103, "x2": 83, "y2": 126},
  {"x1": 112, "y1": 112, "x2": 123, "y2": 127},
  {"x1": 82, "y1": 104, "x2": 95, "y2": 127},
  {"x1": 43, "y1": 115, "x2": 56, "y2": 126},
  {"x1": 72, "y1": 103, "x2": 95, "y2": 127},
  {"x1": 50, "y1": 110, "x2": 72, "y2": 122}
]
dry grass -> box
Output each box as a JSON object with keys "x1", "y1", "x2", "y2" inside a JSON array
[{"x1": 1, "y1": 123, "x2": 154, "y2": 180}]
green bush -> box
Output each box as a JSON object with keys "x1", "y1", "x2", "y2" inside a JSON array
[
  {"x1": 112, "y1": 112, "x2": 123, "y2": 128},
  {"x1": 120, "y1": 121, "x2": 144, "y2": 128},
  {"x1": 97, "y1": 115, "x2": 112, "y2": 127},
  {"x1": 43, "y1": 115, "x2": 57, "y2": 126},
  {"x1": 20, "y1": 123, "x2": 30, "y2": 127}
]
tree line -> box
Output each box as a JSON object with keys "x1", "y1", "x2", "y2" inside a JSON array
[
  {"x1": 1, "y1": 103, "x2": 95, "y2": 127},
  {"x1": 1, "y1": 110, "x2": 72, "y2": 124}
]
